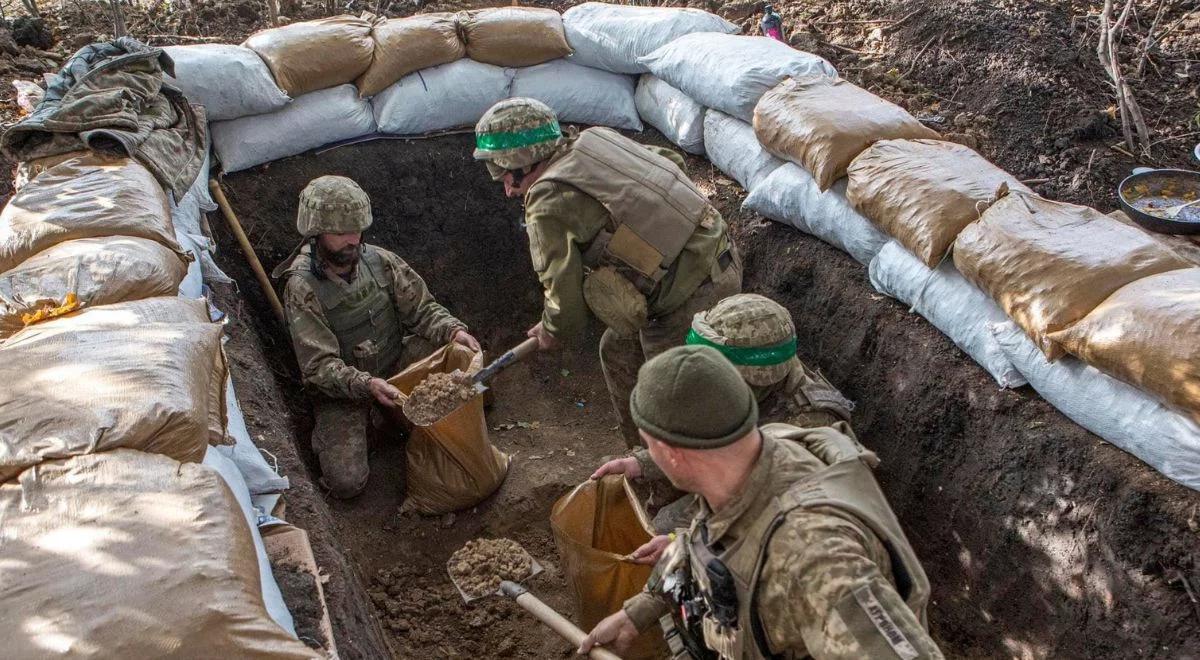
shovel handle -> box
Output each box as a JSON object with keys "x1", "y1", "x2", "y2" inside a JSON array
[
  {"x1": 501, "y1": 582, "x2": 623, "y2": 660},
  {"x1": 475, "y1": 337, "x2": 541, "y2": 385},
  {"x1": 510, "y1": 336, "x2": 541, "y2": 361}
]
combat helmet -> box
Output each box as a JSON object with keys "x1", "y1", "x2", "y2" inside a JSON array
[
  {"x1": 296, "y1": 175, "x2": 372, "y2": 237},
  {"x1": 474, "y1": 97, "x2": 564, "y2": 177},
  {"x1": 686, "y1": 294, "x2": 798, "y2": 387}
]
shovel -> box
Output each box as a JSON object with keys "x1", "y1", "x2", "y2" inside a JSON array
[{"x1": 467, "y1": 336, "x2": 540, "y2": 395}]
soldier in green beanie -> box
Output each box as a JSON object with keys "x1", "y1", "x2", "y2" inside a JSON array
[
  {"x1": 579, "y1": 345, "x2": 941, "y2": 660},
  {"x1": 272, "y1": 175, "x2": 480, "y2": 498}
]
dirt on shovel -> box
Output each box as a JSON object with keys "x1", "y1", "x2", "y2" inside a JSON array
[{"x1": 447, "y1": 538, "x2": 540, "y2": 601}]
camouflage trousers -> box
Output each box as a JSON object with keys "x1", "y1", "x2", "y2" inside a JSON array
[
  {"x1": 600, "y1": 248, "x2": 743, "y2": 449},
  {"x1": 311, "y1": 335, "x2": 436, "y2": 499}
]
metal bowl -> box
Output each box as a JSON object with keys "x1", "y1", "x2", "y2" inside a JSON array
[{"x1": 1117, "y1": 168, "x2": 1200, "y2": 235}]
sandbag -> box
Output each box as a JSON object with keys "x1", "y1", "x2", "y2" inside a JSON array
[
  {"x1": 356, "y1": 13, "x2": 465, "y2": 98},
  {"x1": 1047, "y1": 268, "x2": 1200, "y2": 423},
  {"x1": 638, "y1": 33, "x2": 835, "y2": 121},
  {"x1": 743, "y1": 163, "x2": 888, "y2": 266},
  {"x1": 0, "y1": 236, "x2": 190, "y2": 338},
  {"x1": 0, "y1": 154, "x2": 177, "y2": 273},
  {"x1": 510, "y1": 59, "x2": 641, "y2": 131},
  {"x1": 551, "y1": 475, "x2": 665, "y2": 660},
  {"x1": 219, "y1": 375, "x2": 291, "y2": 495},
  {"x1": 164, "y1": 44, "x2": 291, "y2": 121},
  {"x1": 953, "y1": 191, "x2": 1190, "y2": 359},
  {"x1": 372, "y1": 59, "x2": 513, "y2": 136},
  {"x1": 244, "y1": 14, "x2": 376, "y2": 97},
  {"x1": 388, "y1": 344, "x2": 509, "y2": 515},
  {"x1": 562, "y1": 2, "x2": 738, "y2": 74},
  {"x1": 703, "y1": 109, "x2": 783, "y2": 191},
  {"x1": 869, "y1": 240, "x2": 1026, "y2": 388},
  {"x1": 847, "y1": 139, "x2": 1029, "y2": 267},
  {"x1": 0, "y1": 450, "x2": 319, "y2": 658},
  {"x1": 12, "y1": 149, "x2": 88, "y2": 191},
  {"x1": 0, "y1": 298, "x2": 227, "y2": 483},
  {"x1": 458, "y1": 7, "x2": 572, "y2": 67},
  {"x1": 634, "y1": 75, "x2": 704, "y2": 154},
  {"x1": 754, "y1": 76, "x2": 940, "y2": 191},
  {"x1": 993, "y1": 321, "x2": 1200, "y2": 492},
  {"x1": 212, "y1": 84, "x2": 376, "y2": 173}
]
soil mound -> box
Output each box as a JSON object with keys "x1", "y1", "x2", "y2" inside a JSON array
[{"x1": 448, "y1": 537, "x2": 536, "y2": 599}]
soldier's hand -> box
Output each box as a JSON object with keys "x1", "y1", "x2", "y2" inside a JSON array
[
  {"x1": 527, "y1": 321, "x2": 559, "y2": 351},
  {"x1": 629, "y1": 534, "x2": 671, "y2": 565},
  {"x1": 590, "y1": 456, "x2": 642, "y2": 481},
  {"x1": 578, "y1": 610, "x2": 638, "y2": 656},
  {"x1": 452, "y1": 329, "x2": 481, "y2": 352},
  {"x1": 368, "y1": 378, "x2": 402, "y2": 408}
]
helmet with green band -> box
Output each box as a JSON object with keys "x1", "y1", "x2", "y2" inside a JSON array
[
  {"x1": 687, "y1": 294, "x2": 798, "y2": 387},
  {"x1": 474, "y1": 98, "x2": 564, "y2": 172}
]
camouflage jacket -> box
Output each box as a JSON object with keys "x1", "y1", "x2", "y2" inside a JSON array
[{"x1": 280, "y1": 243, "x2": 464, "y2": 400}]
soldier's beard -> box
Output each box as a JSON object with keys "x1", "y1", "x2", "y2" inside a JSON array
[{"x1": 319, "y1": 243, "x2": 361, "y2": 268}]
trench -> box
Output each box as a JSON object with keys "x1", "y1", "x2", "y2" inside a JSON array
[{"x1": 212, "y1": 133, "x2": 1200, "y2": 660}]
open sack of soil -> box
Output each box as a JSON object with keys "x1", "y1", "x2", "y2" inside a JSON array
[
  {"x1": 550, "y1": 475, "x2": 665, "y2": 660},
  {"x1": 388, "y1": 343, "x2": 509, "y2": 515}
]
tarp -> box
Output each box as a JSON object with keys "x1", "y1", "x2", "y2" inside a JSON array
[
  {"x1": 510, "y1": 59, "x2": 641, "y2": 131},
  {"x1": 356, "y1": 13, "x2": 465, "y2": 98},
  {"x1": 244, "y1": 14, "x2": 376, "y2": 97},
  {"x1": 635, "y1": 75, "x2": 705, "y2": 155},
  {"x1": 458, "y1": 7, "x2": 572, "y2": 67},
  {"x1": 164, "y1": 44, "x2": 291, "y2": 121},
  {"x1": 562, "y1": 2, "x2": 738, "y2": 74}
]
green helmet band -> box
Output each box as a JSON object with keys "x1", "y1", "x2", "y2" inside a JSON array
[
  {"x1": 685, "y1": 329, "x2": 797, "y2": 367},
  {"x1": 475, "y1": 121, "x2": 562, "y2": 153}
]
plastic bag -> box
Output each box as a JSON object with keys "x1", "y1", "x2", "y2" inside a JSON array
[
  {"x1": 164, "y1": 44, "x2": 291, "y2": 121},
  {"x1": 244, "y1": 14, "x2": 376, "y2": 97},
  {"x1": 550, "y1": 475, "x2": 665, "y2": 660},
  {"x1": 702, "y1": 109, "x2": 783, "y2": 191},
  {"x1": 510, "y1": 59, "x2": 641, "y2": 131},
  {"x1": 562, "y1": 2, "x2": 738, "y2": 74},
  {"x1": 372, "y1": 59, "x2": 513, "y2": 136},
  {"x1": 389, "y1": 343, "x2": 509, "y2": 514},
  {"x1": 356, "y1": 13, "x2": 465, "y2": 98},
  {"x1": 635, "y1": 75, "x2": 705, "y2": 155},
  {"x1": 458, "y1": 7, "x2": 572, "y2": 67}
]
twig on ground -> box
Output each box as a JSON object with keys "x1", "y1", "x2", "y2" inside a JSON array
[
  {"x1": 1110, "y1": 143, "x2": 1137, "y2": 158},
  {"x1": 884, "y1": 9, "x2": 921, "y2": 32},
  {"x1": 1098, "y1": 0, "x2": 1152, "y2": 154},
  {"x1": 904, "y1": 36, "x2": 938, "y2": 76},
  {"x1": 1021, "y1": 178, "x2": 1051, "y2": 185},
  {"x1": 1136, "y1": 0, "x2": 1168, "y2": 78}
]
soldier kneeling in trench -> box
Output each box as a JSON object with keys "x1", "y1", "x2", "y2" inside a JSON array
[
  {"x1": 272, "y1": 176, "x2": 481, "y2": 498},
  {"x1": 579, "y1": 345, "x2": 943, "y2": 660},
  {"x1": 473, "y1": 97, "x2": 742, "y2": 450}
]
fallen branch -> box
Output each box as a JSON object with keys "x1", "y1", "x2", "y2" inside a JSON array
[
  {"x1": 1136, "y1": 0, "x2": 1168, "y2": 77},
  {"x1": 1097, "y1": 0, "x2": 1151, "y2": 154}
]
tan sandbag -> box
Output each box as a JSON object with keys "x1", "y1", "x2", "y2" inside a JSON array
[
  {"x1": 356, "y1": 13, "x2": 465, "y2": 97},
  {"x1": 753, "y1": 76, "x2": 940, "y2": 190},
  {"x1": 0, "y1": 299, "x2": 227, "y2": 482},
  {"x1": 1048, "y1": 268, "x2": 1200, "y2": 422},
  {"x1": 458, "y1": 7, "x2": 572, "y2": 67},
  {"x1": 0, "y1": 236, "x2": 190, "y2": 338},
  {"x1": 0, "y1": 154, "x2": 177, "y2": 273},
  {"x1": 550, "y1": 476, "x2": 666, "y2": 660},
  {"x1": 244, "y1": 14, "x2": 376, "y2": 97},
  {"x1": 0, "y1": 450, "x2": 320, "y2": 659},
  {"x1": 953, "y1": 191, "x2": 1191, "y2": 359},
  {"x1": 846, "y1": 139, "x2": 1030, "y2": 267},
  {"x1": 388, "y1": 343, "x2": 509, "y2": 514},
  {"x1": 12, "y1": 149, "x2": 89, "y2": 191}
]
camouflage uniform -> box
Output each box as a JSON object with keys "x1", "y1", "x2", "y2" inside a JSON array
[
  {"x1": 474, "y1": 99, "x2": 742, "y2": 449},
  {"x1": 274, "y1": 176, "x2": 466, "y2": 498},
  {"x1": 624, "y1": 426, "x2": 941, "y2": 660}
]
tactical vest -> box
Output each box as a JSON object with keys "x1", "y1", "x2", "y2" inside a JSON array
[
  {"x1": 684, "y1": 428, "x2": 930, "y2": 660},
  {"x1": 285, "y1": 245, "x2": 405, "y2": 377},
  {"x1": 771, "y1": 360, "x2": 854, "y2": 426},
  {"x1": 534, "y1": 127, "x2": 715, "y2": 294}
]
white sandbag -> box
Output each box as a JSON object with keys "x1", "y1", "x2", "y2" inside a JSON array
[
  {"x1": 203, "y1": 446, "x2": 296, "y2": 637},
  {"x1": 562, "y1": 2, "x2": 738, "y2": 74},
  {"x1": 635, "y1": 75, "x2": 704, "y2": 154},
  {"x1": 992, "y1": 321, "x2": 1200, "y2": 492},
  {"x1": 219, "y1": 376, "x2": 290, "y2": 495},
  {"x1": 509, "y1": 59, "x2": 640, "y2": 130},
  {"x1": 703, "y1": 110, "x2": 783, "y2": 190},
  {"x1": 742, "y1": 163, "x2": 888, "y2": 265},
  {"x1": 164, "y1": 44, "x2": 291, "y2": 122},
  {"x1": 212, "y1": 84, "x2": 376, "y2": 173},
  {"x1": 373, "y1": 59, "x2": 513, "y2": 135},
  {"x1": 638, "y1": 33, "x2": 835, "y2": 121},
  {"x1": 869, "y1": 240, "x2": 1026, "y2": 388}
]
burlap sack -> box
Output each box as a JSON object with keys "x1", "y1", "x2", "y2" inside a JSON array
[
  {"x1": 457, "y1": 7, "x2": 572, "y2": 67},
  {"x1": 388, "y1": 343, "x2": 509, "y2": 514},
  {"x1": 356, "y1": 12, "x2": 465, "y2": 97},
  {"x1": 0, "y1": 450, "x2": 319, "y2": 659},
  {"x1": 753, "y1": 76, "x2": 940, "y2": 190},
  {"x1": 550, "y1": 475, "x2": 665, "y2": 660},
  {"x1": 0, "y1": 154, "x2": 177, "y2": 273},
  {"x1": 12, "y1": 149, "x2": 88, "y2": 191},
  {"x1": 244, "y1": 14, "x2": 376, "y2": 97},
  {"x1": 1048, "y1": 268, "x2": 1200, "y2": 423},
  {"x1": 953, "y1": 191, "x2": 1191, "y2": 359},
  {"x1": 0, "y1": 297, "x2": 227, "y2": 483},
  {"x1": 0, "y1": 236, "x2": 190, "y2": 338},
  {"x1": 846, "y1": 139, "x2": 1029, "y2": 267}
]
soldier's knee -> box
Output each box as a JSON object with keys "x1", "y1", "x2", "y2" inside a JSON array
[{"x1": 321, "y1": 460, "x2": 369, "y2": 499}]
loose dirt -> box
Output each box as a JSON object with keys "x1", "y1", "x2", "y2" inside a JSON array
[
  {"x1": 273, "y1": 564, "x2": 328, "y2": 650},
  {"x1": 404, "y1": 371, "x2": 476, "y2": 426},
  {"x1": 447, "y1": 537, "x2": 536, "y2": 599}
]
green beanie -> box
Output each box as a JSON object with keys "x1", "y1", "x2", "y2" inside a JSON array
[{"x1": 630, "y1": 345, "x2": 758, "y2": 448}]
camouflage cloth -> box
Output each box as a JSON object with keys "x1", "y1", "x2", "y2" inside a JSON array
[
  {"x1": 0, "y1": 37, "x2": 207, "y2": 200},
  {"x1": 623, "y1": 431, "x2": 941, "y2": 660}
]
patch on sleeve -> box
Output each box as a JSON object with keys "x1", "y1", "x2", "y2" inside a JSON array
[
  {"x1": 834, "y1": 584, "x2": 920, "y2": 660},
  {"x1": 525, "y1": 218, "x2": 547, "y2": 272}
]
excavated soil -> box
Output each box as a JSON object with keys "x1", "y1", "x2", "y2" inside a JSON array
[
  {"x1": 214, "y1": 133, "x2": 1200, "y2": 659},
  {"x1": 273, "y1": 564, "x2": 328, "y2": 650},
  {"x1": 404, "y1": 371, "x2": 477, "y2": 426},
  {"x1": 446, "y1": 537, "x2": 536, "y2": 600}
]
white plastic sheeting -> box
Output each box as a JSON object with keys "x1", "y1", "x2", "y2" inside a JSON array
[
  {"x1": 634, "y1": 75, "x2": 704, "y2": 154},
  {"x1": 702, "y1": 110, "x2": 783, "y2": 191},
  {"x1": 165, "y1": 44, "x2": 292, "y2": 122},
  {"x1": 510, "y1": 59, "x2": 641, "y2": 130},
  {"x1": 992, "y1": 321, "x2": 1200, "y2": 492},
  {"x1": 869, "y1": 240, "x2": 1026, "y2": 388},
  {"x1": 742, "y1": 163, "x2": 888, "y2": 266},
  {"x1": 374, "y1": 59, "x2": 513, "y2": 135},
  {"x1": 562, "y1": 2, "x2": 738, "y2": 74},
  {"x1": 218, "y1": 376, "x2": 291, "y2": 495}
]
